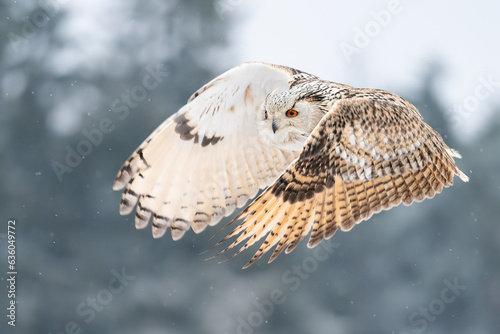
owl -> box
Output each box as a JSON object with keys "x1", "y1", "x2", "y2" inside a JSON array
[{"x1": 113, "y1": 62, "x2": 468, "y2": 268}]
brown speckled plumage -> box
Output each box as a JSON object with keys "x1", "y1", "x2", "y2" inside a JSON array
[
  {"x1": 113, "y1": 62, "x2": 468, "y2": 268},
  {"x1": 213, "y1": 97, "x2": 467, "y2": 268}
]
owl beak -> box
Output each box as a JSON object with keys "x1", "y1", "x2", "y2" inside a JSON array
[{"x1": 272, "y1": 118, "x2": 279, "y2": 133}]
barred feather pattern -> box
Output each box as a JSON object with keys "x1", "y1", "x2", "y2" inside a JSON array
[
  {"x1": 113, "y1": 112, "x2": 298, "y2": 240},
  {"x1": 213, "y1": 97, "x2": 468, "y2": 268},
  {"x1": 113, "y1": 62, "x2": 302, "y2": 240},
  {"x1": 112, "y1": 62, "x2": 468, "y2": 268}
]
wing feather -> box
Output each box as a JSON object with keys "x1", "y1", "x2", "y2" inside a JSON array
[
  {"x1": 213, "y1": 97, "x2": 468, "y2": 267},
  {"x1": 114, "y1": 62, "x2": 305, "y2": 239}
]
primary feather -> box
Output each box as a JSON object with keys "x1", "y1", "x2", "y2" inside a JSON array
[{"x1": 113, "y1": 62, "x2": 468, "y2": 267}]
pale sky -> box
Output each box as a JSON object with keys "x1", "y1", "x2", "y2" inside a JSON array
[
  {"x1": 226, "y1": 0, "x2": 500, "y2": 142},
  {"x1": 6, "y1": 0, "x2": 498, "y2": 141}
]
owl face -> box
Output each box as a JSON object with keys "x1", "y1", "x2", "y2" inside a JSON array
[{"x1": 257, "y1": 91, "x2": 324, "y2": 151}]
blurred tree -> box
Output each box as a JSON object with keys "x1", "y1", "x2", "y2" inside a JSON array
[{"x1": 0, "y1": 1, "x2": 499, "y2": 333}]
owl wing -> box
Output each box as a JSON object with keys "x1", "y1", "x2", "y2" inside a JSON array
[
  {"x1": 113, "y1": 62, "x2": 308, "y2": 240},
  {"x1": 213, "y1": 97, "x2": 469, "y2": 268}
]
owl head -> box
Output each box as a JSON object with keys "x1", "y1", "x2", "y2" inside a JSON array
[{"x1": 257, "y1": 89, "x2": 326, "y2": 151}]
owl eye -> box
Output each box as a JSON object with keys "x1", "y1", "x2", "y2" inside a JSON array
[
  {"x1": 286, "y1": 109, "x2": 298, "y2": 118},
  {"x1": 264, "y1": 110, "x2": 268, "y2": 119}
]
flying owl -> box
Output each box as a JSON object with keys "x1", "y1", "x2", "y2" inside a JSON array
[{"x1": 113, "y1": 62, "x2": 468, "y2": 268}]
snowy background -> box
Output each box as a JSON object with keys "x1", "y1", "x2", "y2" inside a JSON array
[{"x1": 1, "y1": 0, "x2": 499, "y2": 333}]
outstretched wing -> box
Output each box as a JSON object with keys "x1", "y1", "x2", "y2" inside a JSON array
[
  {"x1": 113, "y1": 62, "x2": 312, "y2": 240},
  {"x1": 213, "y1": 97, "x2": 468, "y2": 268}
]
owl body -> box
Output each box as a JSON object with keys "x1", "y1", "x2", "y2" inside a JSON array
[{"x1": 113, "y1": 62, "x2": 468, "y2": 268}]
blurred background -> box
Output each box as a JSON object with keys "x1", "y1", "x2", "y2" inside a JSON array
[{"x1": 1, "y1": 0, "x2": 499, "y2": 333}]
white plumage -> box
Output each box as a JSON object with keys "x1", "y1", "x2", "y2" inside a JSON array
[{"x1": 114, "y1": 62, "x2": 468, "y2": 267}]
